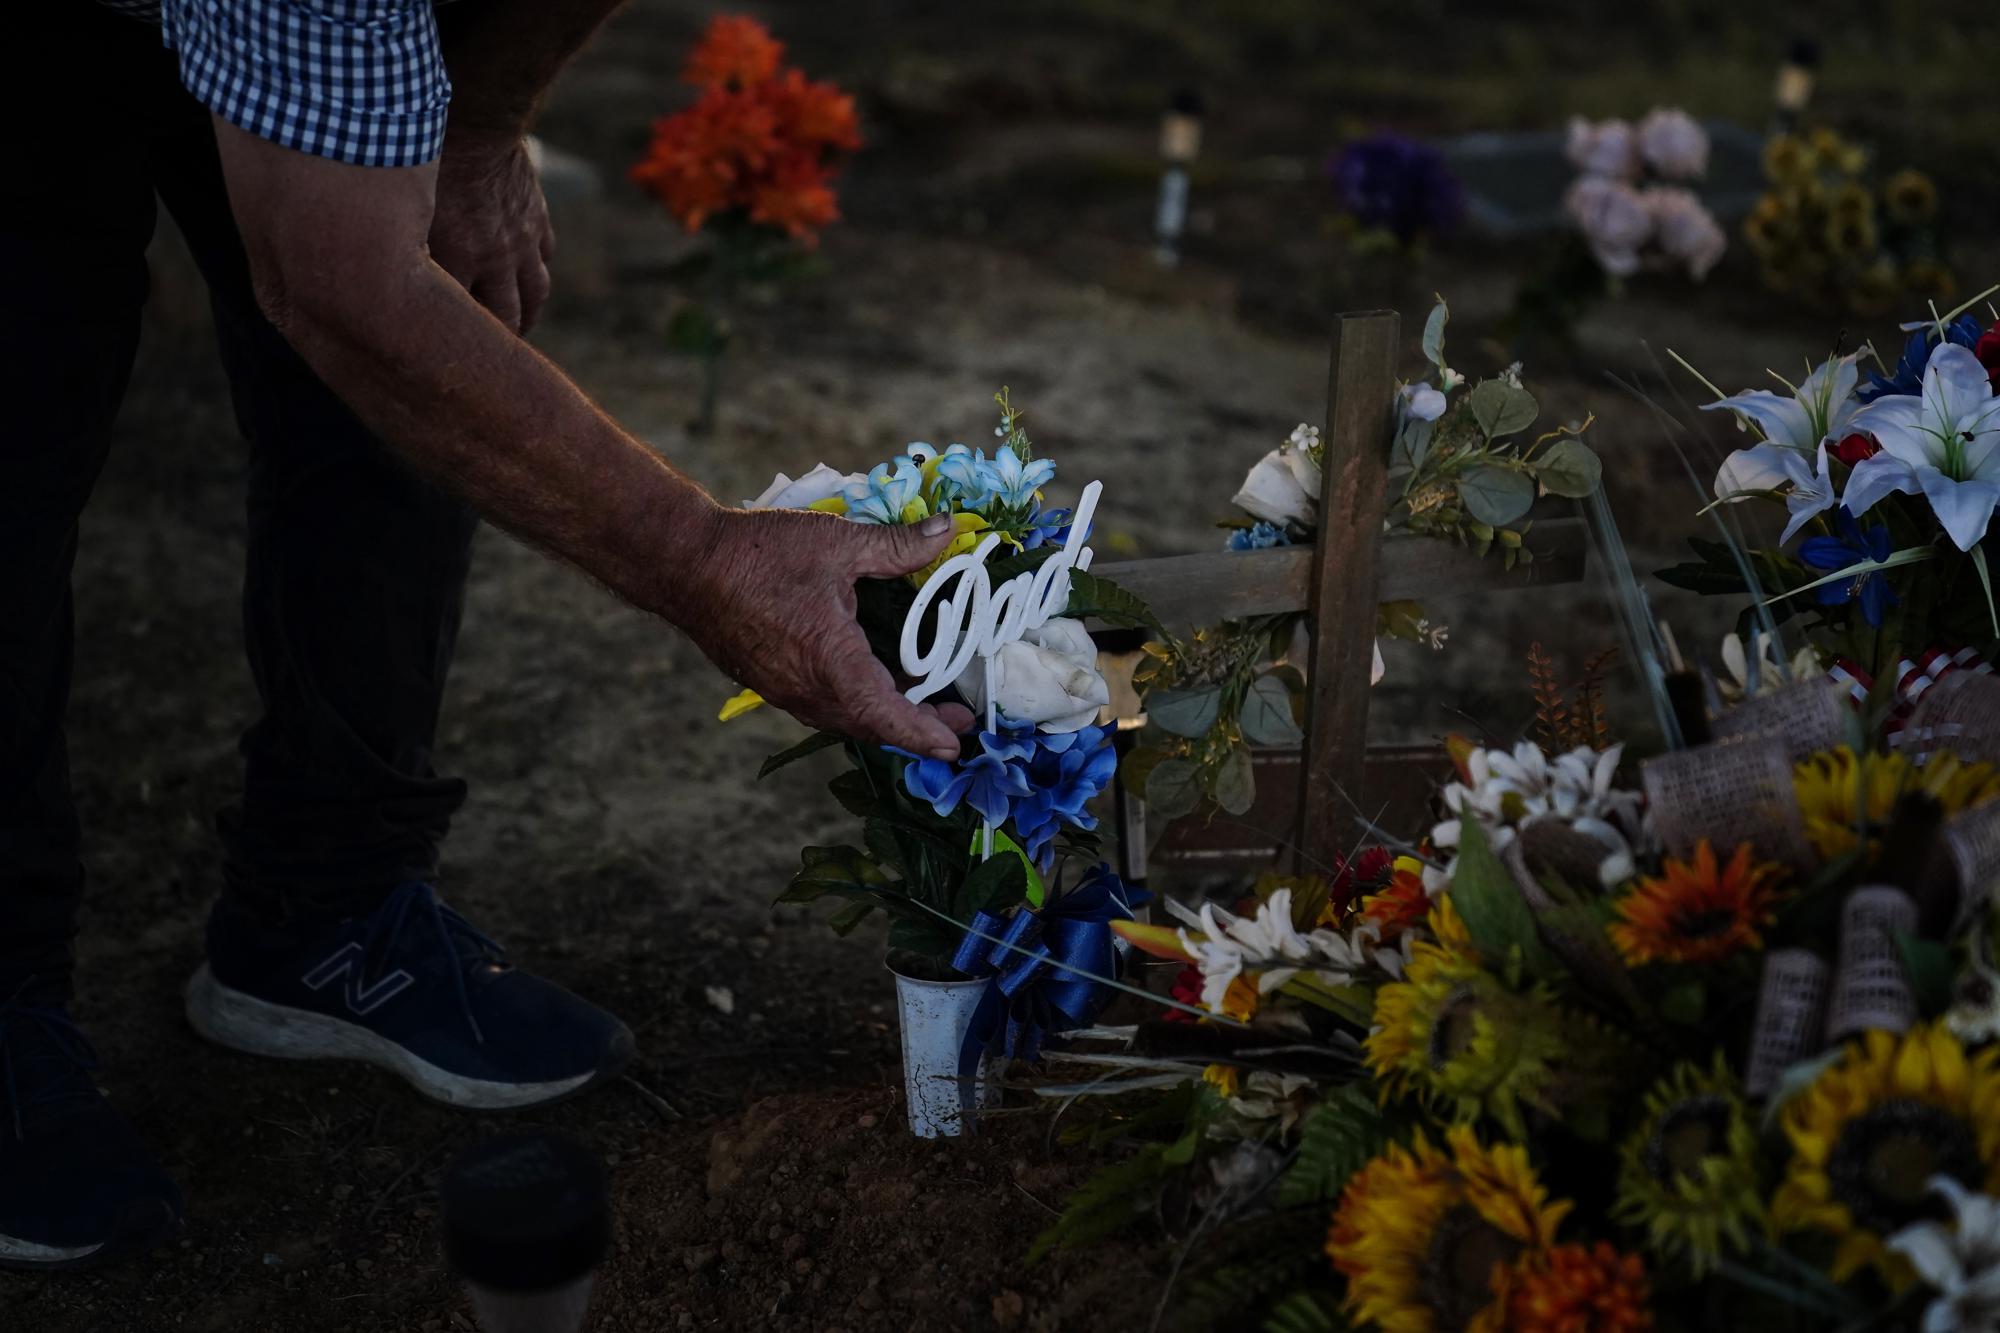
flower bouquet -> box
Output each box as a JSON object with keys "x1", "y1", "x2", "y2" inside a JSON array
[
  {"x1": 1509, "y1": 109, "x2": 1727, "y2": 353},
  {"x1": 744, "y1": 392, "x2": 1156, "y2": 1136},
  {"x1": 1745, "y1": 128, "x2": 1954, "y2": 314},
  {"x1": 1659, "y1": 290, "x2": 2000, "y2": 683},
  {"x1": 630, "y1": 15, "x2": 861, "y2": 432},
  {"x1": 1036, "y1": 641, "x2": 2000, "y2": 1331},
  {"x1": 1132, "y1": 300, "x2": 1601, "y2": 818}
]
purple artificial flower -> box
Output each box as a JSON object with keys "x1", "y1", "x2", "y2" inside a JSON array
[
  {"x1": 898, "y1": 733, "x2": 1034, "y2": 826},
  {"x1": 1798, "y1": 507, "x2": 1900, "y2": 629},
  {"x1": 1327, "y1": 132, "x2": 1464, "y2": 245}
]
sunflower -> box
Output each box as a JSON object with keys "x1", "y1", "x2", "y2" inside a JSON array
[
  {"x1": 1824, "y1": 207, "x2": 1878, "y2": 261},
  {"x1": 1612, "y1": 1057, "x2": 1764, "y2": 1273},
  {"x1": 1606, "y1": 841, "x2": 1785, "y2": 967},
  {"x1": 1772, "y1": 1023, "x2": 2000, "y2": 1284},
  {"x1": 1367, "y1": 902, "x2": 1566, "y2": 1137},
  {"x1": 1762, "y1": 134, "x2": 1810, "y2": 185},
  {"x1": 1329, "y1": 1126, "x2": 1571, "y2": 1333},
  {"x1": 1884, "y1": 168, "x2": 1940, "y2": 225},
  {"x1": 1795, "y1": 746, "x2": 2000, "y2": 863},
  {"x1": 1504, "y1": 1242, "x2": 1653, "y2": 1332},
  {"x1": 1903, "y1": 258, "x2": 1957, "y2": 303}
]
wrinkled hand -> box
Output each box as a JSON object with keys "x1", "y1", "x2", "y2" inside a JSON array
[
  {"x1": 689, "y1": 508, "x2": 973, "y2": 759},
  {"x1": 428, "y1": 133, "x2": 554, "y2": 335}
]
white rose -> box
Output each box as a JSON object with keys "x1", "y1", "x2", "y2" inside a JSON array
[
  {"x1": 1644, "y1": 186, "x2": 1727, "y2": 280},
  {"x1": 1565, "y1": 117, "x2": 1637, "y2": 179},
  {"x1": 1637, "y1": 108, "x2": 1709, "y2": 180},
  {"x1": 1565, "y1": 176, "x2": 1651, "y2": 276},
  {"x1": 746, "y1": 462, "x2": 863, "y2": 510},
  {"x1": 955, "y1": 617, "x2": 1111, "y2": 733},
  {"x1": 1232, "y1": 447, "x2": 1316, "y2": 528}
]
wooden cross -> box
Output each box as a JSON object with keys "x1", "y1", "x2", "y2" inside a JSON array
[{"x1": 1094, "y1": 310, "x2": 1591, "y2": 877}]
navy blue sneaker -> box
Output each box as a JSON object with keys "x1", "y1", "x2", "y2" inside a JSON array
[
  {"x1": 0, "y1": 998, "x2": 184, "y2": 1269},
  {"x1": 186, "y1": 882, "x2": 634, "y2": 1110}
]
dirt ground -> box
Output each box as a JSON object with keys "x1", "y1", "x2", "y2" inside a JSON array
[{"x1": 4, "y1": 3, "x2": 1994, "y2": 1331}]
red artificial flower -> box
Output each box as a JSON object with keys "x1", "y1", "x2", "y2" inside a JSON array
[
  {"x1": 1828, "y1": 432, "x2": 1879, "y2": 466},
  {"x1": 1331, "y1": 846, "x2": 1396, "y2": 912},
  {"x1": 681, "y1": 15, "x2": 784, "y2": 89},
  {"x1": 1977, "y1": 323, "x2": 2000, "y2": 392},
  {"x1": 1162, "y1": 962, "x2": 1205, "y2": 1023}
]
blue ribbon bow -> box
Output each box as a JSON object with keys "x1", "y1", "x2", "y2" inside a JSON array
[{"x1": 950, "y1": 865, "x2": 1148, "y2": 1116}]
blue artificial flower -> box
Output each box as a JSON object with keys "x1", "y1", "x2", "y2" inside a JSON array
[
  {"x1": 1019, "y1": 504, "x2": 1075, "y2": 550},
  {"x1": 1859, "y1": 314, "x2": 1984, "y2": 402},
  {"x1": 898, "y1": 735, "x2": 1035, "y2": 827},
  {"x1": 931, "y1": 443, "x2": 990, "y2": 508},
  {"x1": 1227, "y1": 521, "x2": 1293, "y2": 551},
  {"x1": 983, "y1": 447, "x2": 1057, "y2": 511},
  {"x1": 1798, "y1": 507, "x2": 1901, "y2": 628},
  {"x1": 844, "y1": 458, "x2": 926, "y2": 524},
  {"x1": 1327, "y1": 132, "x2": 1465, "y2": 245}
]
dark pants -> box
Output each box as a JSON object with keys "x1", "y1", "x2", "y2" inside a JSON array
[{"x1": 1, "y1": 6, "x2": 480, "y2": 1000}]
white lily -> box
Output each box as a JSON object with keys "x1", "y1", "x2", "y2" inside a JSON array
[
  {"x1": 1708, "y1": 355, "x2": 1862, "y2": 504},
  {"x1": 1889, "y1": 1176, "x2": 2000, "y2": 1333},
  {"x1": 1845, "y1": 344, "x2": 2000, "y2": 550},
  {"x1": 746, "y1": 462, "x2": 864, "y2": 510},
  {"x1": 1718, "y1": 631, "x2": 1821, "y2": 702}
]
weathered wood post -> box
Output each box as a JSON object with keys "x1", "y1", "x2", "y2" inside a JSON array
[{"x1": 1296, "y1": 310, "x2": 1400, "y2": 876}]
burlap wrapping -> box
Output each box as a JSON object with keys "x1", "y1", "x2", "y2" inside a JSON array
[
  {"x1": 1905, "y1": 671, "x2": 2000, "y2": 765},
  {"x1": 1641, "y1": 736, "x2": 1814, "y2": 871},
  {"x1": 1946, "y1": 799, "x2": 2000, "y2": 929},
  {"x1": 1501, "y1": 833, "x2": 1629, "y2": 998},
  {"x1": 1825, "y1": 887, "x2": 1918, "y2": 1041},
  {"x1": 1745, "y1": 947, "x2": 1830, "y2": 1099},
  {"x1": 1710, "y1": 679, "x2": 1852, "y2": 762}
]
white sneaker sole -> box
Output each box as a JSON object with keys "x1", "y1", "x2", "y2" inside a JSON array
[
  {"x1": 184, "y1": 965, "x2": 597, "y2": 1111},
  {"x1": 0, "y1": 1235, "x2": 104, "y2": 1266}
]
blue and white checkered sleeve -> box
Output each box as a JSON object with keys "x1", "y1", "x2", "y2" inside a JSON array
[{"x1": 162, "y1": 0, "x2": 453, "y2": 168}]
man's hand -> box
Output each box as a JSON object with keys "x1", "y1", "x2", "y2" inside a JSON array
[
  {"x1": 427, "y1": 133, "x2": 554, "y2": 335},
  {"x1": 687, "y1": 509, "x2": 973, "y2": 759}
]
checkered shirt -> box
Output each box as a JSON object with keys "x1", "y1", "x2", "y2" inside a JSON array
[{"x1": 97, "y1": 0, "x2": 452, "y2": 167}]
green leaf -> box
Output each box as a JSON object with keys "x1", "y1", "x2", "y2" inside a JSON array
[
  {"x1": 1394, "y1": 418, "x2": 1435, "y2": 474},
  {"x1": 1470, "y1": 380, "x2": 1538, "y2": 438},
  {"x1": 983, "y1": 545, "x2": 1061, "y2": 585},
  {"x1": 1449, "y1": 819, "x2": 1557, "y2": 977},
  {"x1": 758, "y1": 730, "x2": 844, "y2": 779},
  {"x1": 1278, "y1": 1085, "x2": 1385, "y2": 1207},
  {"x1": 1769, "y1": 545, "x2": 1934, "y2": 604},
  {"x1": 777, "y1": 845, "x2": 885, "y2": 905},
  {"x1": 826, "y1": 900, "x2": 876, "y2": 936},
  {"x1": 1534, "y1": 437, "x2": 1602, "y2": 498},
  {"x1": 1240, "y1": 674, "x2": 1305, "y2": 747},
  {"x1": 1974, "y1": 546, "x2": 2000, "y2": 639},
  {"x1": 831, "y1": 769, "x2": 887, "y2": 819},
  {"x1": 1029, "y1": 1145, "x2": 1174, "y2": 1262},
  {"x1": 1064, "y1": 570, "x2": 1163, "y2": 632},
  {"x1": 1214, "y1": 743, "x2": 1256, "y2": 815},
  {"x1": 887, "y1": 913, "x2": 961, "y2": 961},
  {"x1": 1420, "y1": 298, "x2": 1449, "y2": 368},
  {"x1": 1262, "y1": 1290, "x2": 1349, "y2": 1333},
  {"x1": 1145, "y1": 758, "x2": 1204, "y2": 821},
  {"x1": 958, "y1": 851, "x2": 1028, "y2": 918},
  {"x1": 1456, "y1": 466, "x2": 1535, "y2": 527},
  {"x1": 1895, "y1": 930, "x2": 1955, "y2": 1017},
  {"x1": 1149, "y1": 686, "x2": 1222, "y2": 738},
  {"x1": 1659, "y1": 979, "x2": 1706, "y2": 1026}
]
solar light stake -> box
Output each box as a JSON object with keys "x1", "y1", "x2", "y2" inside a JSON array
[
  {"x1": 442, "y1": 1132, "x2": 610, "y2": 1333},
  {"x1": 1771, "y1": 38, "x2": 1819, "y2": 136},
  {"x1": 1153, "y1": 90, "x2": 1205, "y2": 267}
]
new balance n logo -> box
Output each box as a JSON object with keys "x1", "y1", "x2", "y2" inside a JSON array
[{"x1": 303, "y1": 944, "x2": 415, "y2": 1017}]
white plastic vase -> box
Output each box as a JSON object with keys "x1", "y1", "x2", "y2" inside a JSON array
[
  {"x1": 890, "y1": 967, "x2": 1001, "y2": 1138},
  {"x1": 467, "y1": 1274, "x2": 595, "y2": 1333}
]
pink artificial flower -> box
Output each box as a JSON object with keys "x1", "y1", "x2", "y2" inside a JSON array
[
  {"x1": 1636, "y1": 108, "x2": 1710, "y2": 180},
  {"x1": 1565, "y1": 116, "x2": 1638, "y2": 179},
  {"x1": 1565, "y1": 176, "x2": 1650, "y2": 276},
  {"x1": 1643, "y1": 186, "x2": 1728, "y2": 280}
]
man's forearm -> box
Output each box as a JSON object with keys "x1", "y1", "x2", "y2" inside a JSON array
[
  {"x1": 436, "y1": 0, "x2": 630, "y2": 137},
  {"x1": 265, "y1": 251, "x2": 716, "y2": 620}
]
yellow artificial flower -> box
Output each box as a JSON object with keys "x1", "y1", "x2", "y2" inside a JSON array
[
  {"x1": 1218, "y1": 974, "x2": 1259, "y2": 1023},
  {"x1": 1884, "y1": 169, "x2": 1940, "y2": 225},
  {"x1": 1904, "y1": 257, "x2": 1957, "y2": 303},
  {"x1": 1772, "y1": 1023, "x2": 2000, "y2": 1285},
  {"x1": 1612, "y1": 1056, "x2": 1764, "y2": 1273},
  {"x1": 1366, "y1": 905, "x2": 1566, "y2": 1137},
  {"x1": 1762, "y1": 135, "x2": 1809, "y2": 185},
  {"x1": 1201, "y1": 1063, "x2": 1240, "y2": 1098},
  {"x1": 1794, "y1": 746, "x2": 2000, "y2": 863},
  {"x1": 1329, "y1": 1126, "x2": 1571, "y2": 1333},
  {"x1": 718, "y1": 687, "x2": 765, "y2": 721},
  {"x1": 908, "y1": 511, "x2": 990, "y2": 587}
]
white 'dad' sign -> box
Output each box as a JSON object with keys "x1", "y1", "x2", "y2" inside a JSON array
[{"x1": 899, "y1": 480, "x2": 1102, "y2": 707}]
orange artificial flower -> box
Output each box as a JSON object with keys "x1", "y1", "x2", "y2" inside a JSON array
[
  {"x1": 748, "y1": 151, "x2": 841, "y2": 240},
  {"x1": 763, "y1": 68, "x2": 861, "y2": 153},
  {"x1": 1505, "y1": 1242, "x2": 1653, "y2": 1333},
  {"x1": 681, "y1": 15, "x2": 784, "y2": 89},
  {"x1": 1606, "y1": 841, "x2": 1784, "y2": 968},
  {"x1": 1359, "y1": 859, "x2": 1431, "y2": 941}
]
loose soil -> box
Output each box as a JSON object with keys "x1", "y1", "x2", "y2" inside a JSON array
[{"x1": 4, "y1": 3, "x2": 1993, "y2": 1330}]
